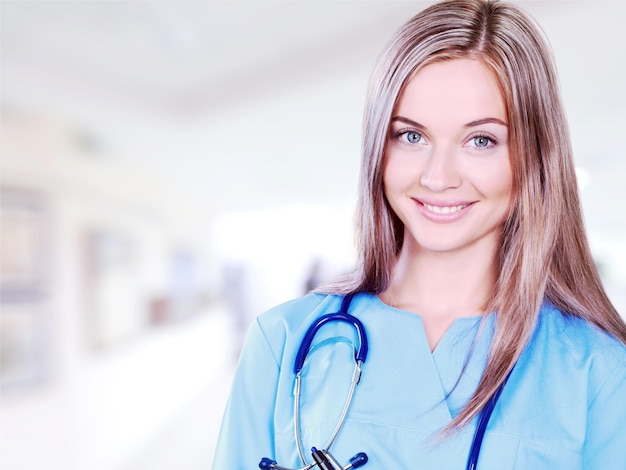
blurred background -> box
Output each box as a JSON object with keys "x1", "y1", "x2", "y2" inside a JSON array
[{"x1": 1, "y1": 1, "x2": 625, "y2": 469}]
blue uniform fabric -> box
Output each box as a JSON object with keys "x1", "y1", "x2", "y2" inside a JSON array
[{"x1": 212, "y1": 292, "x2": 626, "y2": 469}]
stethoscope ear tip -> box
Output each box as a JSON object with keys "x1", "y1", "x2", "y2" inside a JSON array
[
  {"x1": 349, "y1": 452, "x2": 368, "y2": 469},
  {"x1": 259, "y1": 457, "x2": 277, "y2": 469}
]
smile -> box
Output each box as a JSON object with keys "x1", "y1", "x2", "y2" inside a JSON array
[
  {"x1": 413, "y1": 198, "x2": 475, "y2": 223},
  {"x1": 423, "y1": 203, "x2": 468, "y2": 215}
]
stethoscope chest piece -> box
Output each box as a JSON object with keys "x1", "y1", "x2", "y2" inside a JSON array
[{"x1": 259, "y1": 448, "x2": 368, "y2": 470}]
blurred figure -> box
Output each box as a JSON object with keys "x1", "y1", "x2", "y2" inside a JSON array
[{"x1": 303, "y1": 257, "x2": 323, "y2": 294}]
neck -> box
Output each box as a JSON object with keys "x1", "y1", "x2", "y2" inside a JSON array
[
  {"x1": 381, "y1": 236, "x2": 499, "y2": 320},
  {"x1": 380, "y1": 237, "x2": 499, "y2": 351}
]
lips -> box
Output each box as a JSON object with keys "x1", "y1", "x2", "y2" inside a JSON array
[{"x1": 413, "y1": 198, "x2": 475, "y2": 222}]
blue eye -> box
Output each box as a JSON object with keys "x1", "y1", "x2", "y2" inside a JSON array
[
  {"x1": 473, "y1": 136, "x2": 491, "y2": 147},
  {"x1": 404, "y1": 131, "x2": 422, "y2": 144},
  {"x1": 471, "y1": 135, "x2": 497, "y2": 149}
]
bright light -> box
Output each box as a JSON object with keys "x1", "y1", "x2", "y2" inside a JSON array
[{"x1": 575, "y1": 167, "x2": 589, "y2": 190}]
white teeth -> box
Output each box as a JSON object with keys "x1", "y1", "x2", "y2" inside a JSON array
[{"x1": 424, "y1": 204, "x2": 466, "y2": 214}]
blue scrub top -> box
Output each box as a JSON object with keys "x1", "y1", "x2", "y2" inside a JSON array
[{"x1": 212, "y1": 292, "x2": 626, "y2": 469}]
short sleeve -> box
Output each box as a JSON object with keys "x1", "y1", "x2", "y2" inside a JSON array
[
  {"x1": 582, "y1": 358, "x2": 626, "y2": 468},
  {"x1": 212, "y1": 318, "x2": 281, "y2": 469}
]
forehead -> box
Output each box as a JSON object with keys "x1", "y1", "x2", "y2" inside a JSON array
[{"x1": 395, "y1": 59, "x2": 506, "y2": 123}]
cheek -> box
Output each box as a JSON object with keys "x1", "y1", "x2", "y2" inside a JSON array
[
  {"x1": 472, "y1": 158, "x2": 513, "y2": 200},
  {"x1": 491, "y1": 175, "x2": 513, "y2": 202},
  {"x1": 382, "y1": 158, "x2": 405, "y2": 217},
  {"x1": 488, "y1": 171, "x2": 514, "y2": 222},
  {"x1": 383, "y1": 153, "x2": 418, "y2": 195},
  {"x1": 496, "y1": 163, "x2": 514, "y2": 201}
]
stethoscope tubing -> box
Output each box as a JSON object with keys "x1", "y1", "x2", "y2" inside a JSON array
[
  {"x1": 261, "y1": 294, "x2": 514, "y2": 470},
  {"x1": 293, "y1": 294, "x2": 367, "y2": 468},
  {"x1": 294, "y1": 360, "x2": 363, "y2": 464},
  {"x1": 466, "y1": 370, "x2": 512, "y2": 469},
  {"x1": 294, "y1": 295, "x2": 368, "y2": 374}
]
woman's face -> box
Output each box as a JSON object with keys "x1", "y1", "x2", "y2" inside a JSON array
[{"x1": 383, "y1": 58, "x2": 513, "y2": 258}]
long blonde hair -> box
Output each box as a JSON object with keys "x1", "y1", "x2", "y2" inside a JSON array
[{"x1": 325, "y1": 0, "x2": 626, "y2": 432}]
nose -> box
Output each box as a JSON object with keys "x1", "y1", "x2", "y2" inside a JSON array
[{"x1": 419, "y1": 145, "x2": 462, "y2": 192}]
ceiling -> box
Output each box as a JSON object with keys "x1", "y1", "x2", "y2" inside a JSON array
[
  {"x1": 1, "y1": 1, "x2": 415, "y2": 118},
  {"x1": 1, "y1": 1, "x2": 625, "y2": 235}
]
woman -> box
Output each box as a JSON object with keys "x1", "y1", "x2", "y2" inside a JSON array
[{"x1": 213, "y1": 0, "x2": 626, "y2": 468}]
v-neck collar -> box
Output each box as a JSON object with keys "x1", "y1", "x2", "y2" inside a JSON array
[{"x1": 356, "y1": 293, "x2": 495, "y2": 422}]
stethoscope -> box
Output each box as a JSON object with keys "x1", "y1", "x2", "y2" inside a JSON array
[{"x1": 260, "y1": 294, "x2": 512, "y2": 470}]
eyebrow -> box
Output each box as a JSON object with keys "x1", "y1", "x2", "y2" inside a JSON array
[
  {"x1": 464, "y1": 117, "x2": 508, "y2": 128},
  {"x1": 391, "y1": 116, "x2": 507, "y2": 128}
]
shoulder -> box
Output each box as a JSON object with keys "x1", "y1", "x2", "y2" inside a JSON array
[
  {"x1": 256, "y1": 292, "x2": 342, "y2": 332},
  {"x1": 252, "y1": 293, "x2": 344, "y2": 362},
  {"x1": 530, "y1": 304, "x2": 626, "y2": 396},
  {"x1": 536, "y1": 304, "x2": 626, "y2": 358}
]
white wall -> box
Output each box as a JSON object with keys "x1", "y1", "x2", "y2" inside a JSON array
[
  {"x1": 0, "y1": 69, "x2": 366, "y2": 470},
  {"x1": 0, "y1": 114, "x2": 235, "y2": 470}
]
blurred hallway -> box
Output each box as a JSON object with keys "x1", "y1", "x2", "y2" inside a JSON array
[{"x1": 123, "y1": 347, "x2": 234, "y2": 470}]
